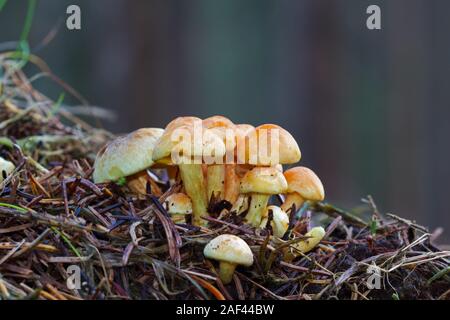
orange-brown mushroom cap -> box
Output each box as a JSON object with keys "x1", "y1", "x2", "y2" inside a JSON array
[{"x1": 284, "y1": 166, "x2": 324, "y2": 201}]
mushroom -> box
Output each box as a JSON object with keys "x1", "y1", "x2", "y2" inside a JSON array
[
  {"x1": 247, "y1": 124, "x2": 301, "y2": 166},
  {"x1": 93, "y1": 128, "x2": 164, "y2": 195},
  {"x1": 260, "y1": 205, "x2": 289, "y2": 238},
  {"x1": 163, "y1": 193, "x2": 192, "y2": 223},
  {"x1": 203, "y1": 234, "x2": 253, "y2": 284},
  {"x1": 0, "y1": 157, "x2": 15, "y2": 183},
  {"x1": 285, "y1": 226, "x2": 325, "y2": 261},
  {"x1": 153, "y1": 121, "x2": 225, "y2": 226},
  {"x1": 281, "y1": 166, "x2": 325, "y2": 213},
  {"x1": 202, "y1": 116, "x2": 235, "y2": 204},
  {"x1": 240, "y1": 166, "x2": 288, "y2": 227}
]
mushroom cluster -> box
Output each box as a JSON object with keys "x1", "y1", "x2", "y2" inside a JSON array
[{"x1": 92, "y1": 115, "x2": 328, "y2": 283}]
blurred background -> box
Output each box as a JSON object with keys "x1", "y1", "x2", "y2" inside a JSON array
[{"x1": 1, "y1": 0, "x2": 449, "y2": 242}]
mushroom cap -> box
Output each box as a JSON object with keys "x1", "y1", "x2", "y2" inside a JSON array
[
  {"x1": 203, "y1": 234, "x2": 253, "y2": 267},
  {"x1": 153, "y1": 124, "x2": 226, "y2": 164},
  {"x1": 93, "y1": 128, "x2": 164, "y2": 183},
  {"x1": 235, "y1": 124, "x2": 255, "y2": 136},
  {"x1": 202, "y1": 115, "x2": 234, "y2": 129},
  {"x1": 248, "y1": 124, "x2": 301, "y2": 165},
  {"x1": 165, "y1": 116, "x2": 201, "y2": 132},
  {"x1": 235, "y1": 124, "x2": 255, "y2": 164},
  {"x1": 284, "y1": 166, "x2": 325, "y2": 201},
  {"x1": 0, "y1": 157, "x2": 15, "y2": 182},
  {"x1": 164, "y1": 193, "x2": 193, "y2": 215},
  {"x1": 261, "y1": 205, "x2": 289, "y2": 238},
  {"x1": 207, "y1": 127, "x2": 236, "y2": 156},
  {"x1": 240, "y1": 166, "x2": 288, "y2": 194}
]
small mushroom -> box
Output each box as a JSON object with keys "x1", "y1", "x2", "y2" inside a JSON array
[
  {"x1": 281, "y1": 166, "x2": 324, "y2": 212},
  {"x1": 240, "y1": 167, "x2": 288, "y2": 227},
  {"x1": 163, "y1": 193, "x2": 192, "y2": 223},
  {"x1": 203, "y1": 234, "x2": 254, "y2": 284},
  {"x1": 0, "y1": 157, "x2": 15, "y2": 183},
  {"x1": 285, "y1": 226, "x2": 325, "y2": 261},
  {"x1": 260, "y1": 205, "x2": 289, "y2": 238},
  {"x1": 93, "y1": 128, "x2": 164, "y2": 195}
]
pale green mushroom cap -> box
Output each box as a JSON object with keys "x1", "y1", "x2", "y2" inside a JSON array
[
  {"x1": 93, "y1": 128, "x2": 164, "y2": 183},
  {"x1": 203, "y1": 234, "x2": 254, "y2": 267},
  {"x1": 0, "y1": 157, "x2": 15, "y2": 183}
]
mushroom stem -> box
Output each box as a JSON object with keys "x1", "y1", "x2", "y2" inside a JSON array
[
  {"x1": 218, "y1": 261, "x2": 237, "y2": 284},
  {"x1": 224, "y1": 164, "x2": 240, "y2": 204},
  {"x1": 178, "y1": 164, "x2": 208, "y2": 226},
  {"x1": 171, "y1": 214, "x2": 186, "y2": 224},
  {"x1": 245, "y1": 194, "x2": 270, "y2": 227},
  {"x1": 281, "y1": 193, "x2": 305, "y2": 212},
  {"x1": 207, "y1": 164, "x2": 225, "y2": 204}
]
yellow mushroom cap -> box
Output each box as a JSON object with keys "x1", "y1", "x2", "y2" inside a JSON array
[
  {"x1": 153, "y1": 123, "x2": 226, "y2": 164},
  {"x1": 203, "y1": 234, "x2": 253, "y2": 267},
  {"x1": 164, "y1": 193, "x2": 193, "y2": 215},
  {"x1": 249, "y1": 124, "x2": 301, "y2": 165},
  {"x1": 93, "y1": 128, "x2": 164, "y2": 183},
  {"x1": 284, "y1": 166, "x2": 325, "y2": 201},
  {"x1": 0, "y1": 157, "x2": 15, "y2": 183},
  {"x1": 235, "y1": 124, "x2": 255, "y2": 136},
  {"x1": 202, "y1": 115, "x2": 234, "y2": 129},
  {"x1": 164, "y1": 116, "x2": 201, "y2": 132},
  {"x1": 240, "y1": 167, "x2": 288, "y2": 194},
  {"x1": 260, "y1": 205, "x2": 289, "y2": 238}
]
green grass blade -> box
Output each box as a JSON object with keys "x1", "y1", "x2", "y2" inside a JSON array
[
  {"x1": 20, "y1": 0, "x2": 37, "y2": 42},
  {"x1": 51, "y1": 226, "x2": 83, "y2": 258},
  {"x1": 0, "y1": 0, "x2": 8, "y2": 11},
  {"x1": 0, "y1": 202, "x2": 28, "y2": 213}
]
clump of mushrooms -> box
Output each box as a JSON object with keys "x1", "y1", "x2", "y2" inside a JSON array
[{"x1": 92, "y1": 116, "x2": 327, "y2": 265}]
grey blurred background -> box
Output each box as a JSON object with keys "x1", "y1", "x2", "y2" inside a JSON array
[{"x1": 1, "y1": 0, "x2": 449, "y2": 242}]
